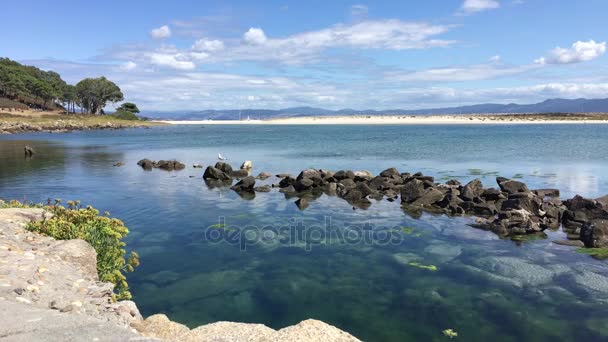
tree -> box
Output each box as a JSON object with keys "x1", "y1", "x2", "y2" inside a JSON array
[
  {"x1": 75, "y1": 77, "x2": 124, "y2": 114},
  {"x1": 116, "y1": 102, "x2": 140, "y2": 114}
]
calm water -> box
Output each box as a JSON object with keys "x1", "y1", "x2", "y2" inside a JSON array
[{"x1": 1, "y1": 124, "x2": 608, "y2": 341}]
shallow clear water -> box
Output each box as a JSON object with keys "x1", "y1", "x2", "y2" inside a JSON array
[{"x1": 1, "y1": 124, "x2": 608, "y2": 341}]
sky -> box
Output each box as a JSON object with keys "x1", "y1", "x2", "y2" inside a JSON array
[{"x1": 1, "y1": 0, "x2": 607, "y2": 111}]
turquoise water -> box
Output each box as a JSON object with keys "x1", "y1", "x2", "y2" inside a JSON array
[{"x1": 1, "y1": 124, "x2": 608, "y2": 341}]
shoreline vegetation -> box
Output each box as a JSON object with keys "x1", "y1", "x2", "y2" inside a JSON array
[{"x1": 158, "y1": 112, "x2": 608, "y2": 125}]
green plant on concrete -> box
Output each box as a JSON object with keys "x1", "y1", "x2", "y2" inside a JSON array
[{"x1": 24, "y1": 200, "x2": 139, "y2": 300}]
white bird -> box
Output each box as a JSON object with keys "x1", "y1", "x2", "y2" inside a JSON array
[{"x1": 218, "y1": 153, "x2": 227, "y2": 161}]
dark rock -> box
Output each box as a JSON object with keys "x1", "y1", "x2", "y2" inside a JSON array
[
  {"x1": 339, "y1": 178, "x2": 356, "y2": 188},
  {"x1": 368, "y1": 176, "x2": 389, "y2": 191},
  {"x1": 295, "y1": 198, "x2": 310, "y2": 210},
  {"x1": 203, "y1": 166, "x2": 231, "y2": 181},
  {"x1": 355, "y1": 182, "x2": 374, "y2": 198},
  {"x1": 596, "y1": 195, "x2": 608, "y2": 209},
  {"x1": 334, "y1": 170, "x2": 355, "y2": 180},
  {"x1": 294, "y1": 178, "x2": 315, "y2": 192},
  {"x1": 446, "y1": 179, "x2": 461, "y2": 186},
  {"x1": 193, "y1": 163, "x2": 203, "y2": 168},
  {"x1": 113, "y1": 162, "x2": 124, "y2": 167},
  {"x1": 279, "y1": 176, "x2": 296, "y2": 188},
  {"x1": 279, "y1": 185, "x2": 296, "y2": 194},
  {"x1": 343, "y1": 189, "x2": 363, "y2": 203},
  {"x1": 482, "y1": 188, "x2": 503, "y2": 201},
  {"x1": 204, "y1": 178, "x2": 232, "y2": 189},
  {"x1": 297, "y1": 169, "x2": 321, "y2": 181},
  {"x1": 24, "y1": 145, "x2": 35, "y2": 157},
  {"x1": 254, "y1": 185, "x2": 271, "y2": 192},
  {"x1": 257, "y1": 172, "x2": 273, "y2": 180},
  {"x1": 231, "y1": 176, "x2": 256, "y2": 192},
  {"x1": 411, "y1": 188, "x2": 445, "y2": 206},
  {"x1": 534, "y1": 189, "x2": 560, "y2": 198},
  {"x1": 472, "y1": 203, "x2": 497, "y2": 217},
  {"x1": 353, "y1": 171, "x2": 373, "y2": 182},
  {"x1": 214, "y1": 162, "x2": 233, "y2": 174},
  {"x1": 501, "y1": 196, "x2": 541, "y2": 216},
  {"x1": 137, "y1": 158, "x2": 154, "y2": 170},
  {"x1": 379, "y1": 167, "x2": 400, "y2": 178},
  {"x1": 461, "y1": 179, "x2": 484, "y2": 201},
  {"x1": 276, "y1": 173, "x2": 291, "y2": 178},
  {"x1": 230, "y1": 169, "x2": 249, "y2": 178},
  {"x1": 400, "y1": 179, "x2": 425, "y2": 204},
  {"x1": 156, "y1": 160, "x2": 186, "y2": 171},
  {"x1": 497, "y1": 177, "x2": 530, "y2": 194},
  {"x1": 325, "y1": 182, "x2": 338, "y2": 195},
  {"x1": 580, "y1": 219, "x2": 608, "y2": 248},
  {"x1": 369, "y1": 191, "x2": 384, "y2": 201}
]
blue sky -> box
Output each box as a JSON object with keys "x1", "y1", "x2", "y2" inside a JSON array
[{"x1": 2, "y1": 0, "x2": 607, "y2": 110}]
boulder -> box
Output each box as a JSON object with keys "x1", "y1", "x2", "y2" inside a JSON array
[
  {"x1": 156, "y1": 160, "x2": 186, "y2": 171},
  {"x1": 379, "y1": 167, "x2": 400, "y2": 178},
  {"x1": 254, "y1": 185, "x2": 272, "y2": 193},
  {"x1": 230, "y1": 169, "x2": 249, "y2": 178},
  {"x1": 294, "y1": 178, "x2": 315, "y2": 192},
  {"x1": 472, "y1": 203, "x2": 498, "y2": 217},
  {"x1": 214, "y1": 162, "x2": 233, "y2": 174},
  {"x1": 295, "y1": 198, "x2": 310, "y2": 210},
  {"x1": 279, "y1": 176, "x2": 296, "y2": 188},
  {"x1": 580, "y1": 219, "x2": 608, "y2": 248},
  {"x1": 411, "y1": 188, "x2": 445, "y2": 207},
  {"x1": 203, "y1": 166, "x2": 231, "y2": 181},
  {"x1": 24, "y1": 145, "x2": 35, "y2": 156},
  {"x1": 193, "y1": 163, "x2": 203, "y2": 168},
  {"x1": 334, "y1": 170, "x2": 355, "y2": 180},
  {"x1": 496, "y1": 177, "x2": 530, "y2": 194},
  {"x1": 353, "y1": 171, "x2": 373, "y2": 182},
  {"x1": 339, "y1": 179, "x2": 356, "y2": 188},
  {"x1": 461, "y1": 179, "x2": 484, "y2": 201},
  {"x1": 297, "y1": 169, "x2": 321, "y2": 180},
  {"x1": 231, "y1": 176, "x2": 256, "y2": 192},
  {"x1": 400, "y1": 179, "x2": 425, "y2": 204},
  {"x1": 257, "y1": 172, "x2": 273, "y2": 180},
  {"x1": 534, "y1": 189, "x2": 560, "y2": 198},
  {"x1": 137, "y1": 158, "x2": 154, "y2": 170}
]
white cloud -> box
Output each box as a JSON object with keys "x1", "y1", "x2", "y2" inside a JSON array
[
  {"x1": 460, "y1": 0, "x2": 500, "y2": 14},
  {"x1": 489, "y1": 55, "x2": 501, "y2": 62},
  {"x1": 192, "y1": 38, "x2": 225, "y2": 52},
  {"x1": 243, "y1": 28, "x2": 268, "y2": 45},
  {"x1": 120, "y1": 61, "x2": 137, "y2": 71},
  {"x1": 149, "y1": 52, "x2": 195, "y2": 70},
  {"x1": 535, "y1": 40, "x2": 606, "y2": 65},
  {"x1": 385, "y1": 62, "x2": 539, "y2": 82},
  {"x1": 150, "y1": 25, "x2": 172, "y2": 39}
]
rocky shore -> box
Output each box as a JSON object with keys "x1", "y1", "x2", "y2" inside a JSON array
[
  {"x1": 0, "y1": 117, "x2": 156, "y2": 134},
  {"x1": 0, "y1": 208, "x2": 360, "y2": 341},
  {"x1": 195, "y1": 161, "x2": 608, "y2": 248}
]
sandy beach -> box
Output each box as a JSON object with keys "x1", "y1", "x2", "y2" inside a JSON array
[{"x1": 157, "y1": 114, "x2": 608, "y2": 125}]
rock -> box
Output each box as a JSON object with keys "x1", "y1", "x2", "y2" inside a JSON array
[
  {"x1": 446, "y1": 179, "x2": 461, "y2": 186},
  {"x1": 113, "y1": 162, "x2": 124, "y2": 167},
  {"x1": 580, "y1": 219, "x2": 608, "y2": 248},
  {"x1": 240, "y1": 160, "x2": 253, "y2": 169},
  {"x1": 552, "y1": 240, "x2": 585, "y2": 247},
  {"x1": 230, "y1": 169, "x2": 250, "y2": 178},
  {"x1": 333, "y1": 170, "x2": 355, "y2": 181},
  {"x1": 411, "y1": 188, "x2": 445, "y2": 207},
  {"x1": 353, "y1": 170, "x2": 373, "y2": 182},
  {"x1": 400, "y1": 179, "x2": 425, "y2": 204},
  {"x1": 482, "y1": 188, "x2": 504, "y2": 201},
  {"x1": 214, "y1": 162, "x2": 233, "y2": 174},
  {"x1": 297, "y1": 169, "x2": 321, "y2": 180},
  {"x1": 295, "y1": 198, "x2": 310, "y2": 210},
  {"x1": 497, "y1": 177, "x2": 530, "y2": 194},
  {"x1": 379, "y1": 167, "x2": 400, "y2": 178},
  {"x1": 47, "y1": 240, "x2": 98, "y2": 280},
  {"x1": 279, "y1": 185, "x2": 296, "y2": 194},
  {"x1": 230, "y1": 176, "x2": 256, "y2": 193},
  {"x1": 179, "y1": 322, "x2": 277, "y2": 342},
  {"x1": 276, "y1": 319, "x2": 361, "y2": 342},
  {"x1": 461, "y1": 179, "x2": 484, "y2": 201},
  {"x1": 24, "y1": 145, "x2": 35, "y2": 157},
  {"x1": 534, "y1": 189, "x2": 560, "y2": 198},
  {"x1": 203, "y1": 166, "x2": 231, "y2": 181},
  {"x1": 137, "y1": 158, "x2": 154, "y2": 170},
  {"x1": 193, "y1": 163, "x2": 203, "y2": 168},
  {"x1": 279, "y1": 176, "x2": 296, "y2": 188},
  {"x1": 133, "y1": 314, "x2": 190, "y2": 340},
  {"x1": 472, "y1": 203, "x2": 497, "y2": 217},
  {"x1": 254, "y1": 185, "x2": 271, "y2": 192},
  {"x1": 156, "y1": 160, "x2": 185, "y2": 171},
  {"x1": 294, "y1": 178, "x2": 315, "y2": 192},
  {"x1": 257, "y1": 172, "x2": 272, "y2": 180},
  {"x1": 596, "y1": 195, "x2": 608, "y2": 208}
]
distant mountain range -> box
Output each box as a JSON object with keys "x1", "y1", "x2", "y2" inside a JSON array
[{"x1": 147, "y1": 98, "x2": 608, "y2": 120}]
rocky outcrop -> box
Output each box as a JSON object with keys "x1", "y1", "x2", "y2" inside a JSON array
[
  {"x1": 0, "y1": 120, "x2": 151, "y2": 134},
  {"x1": 0, "y1": 208, "x2": 360, "y2": 342},
  {"x1": 137, "y1": 159, "x2": 185, "y2": 171}
]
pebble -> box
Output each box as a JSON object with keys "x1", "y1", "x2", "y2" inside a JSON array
[{"x1": 37, "y1": 267, "x2": 47, "y2": 273}]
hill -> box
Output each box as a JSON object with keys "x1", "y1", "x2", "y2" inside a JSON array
[{"x1": 147, "y1": 98, "x2": 608, "y2": 120}]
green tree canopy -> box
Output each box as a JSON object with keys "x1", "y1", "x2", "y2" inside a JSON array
[
  {"x1": 116, "y1": 102, "x2": 140, "y2": 114},
  {"x1": 75, "y1": 77, "x2": 124, "y2": 114}
]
